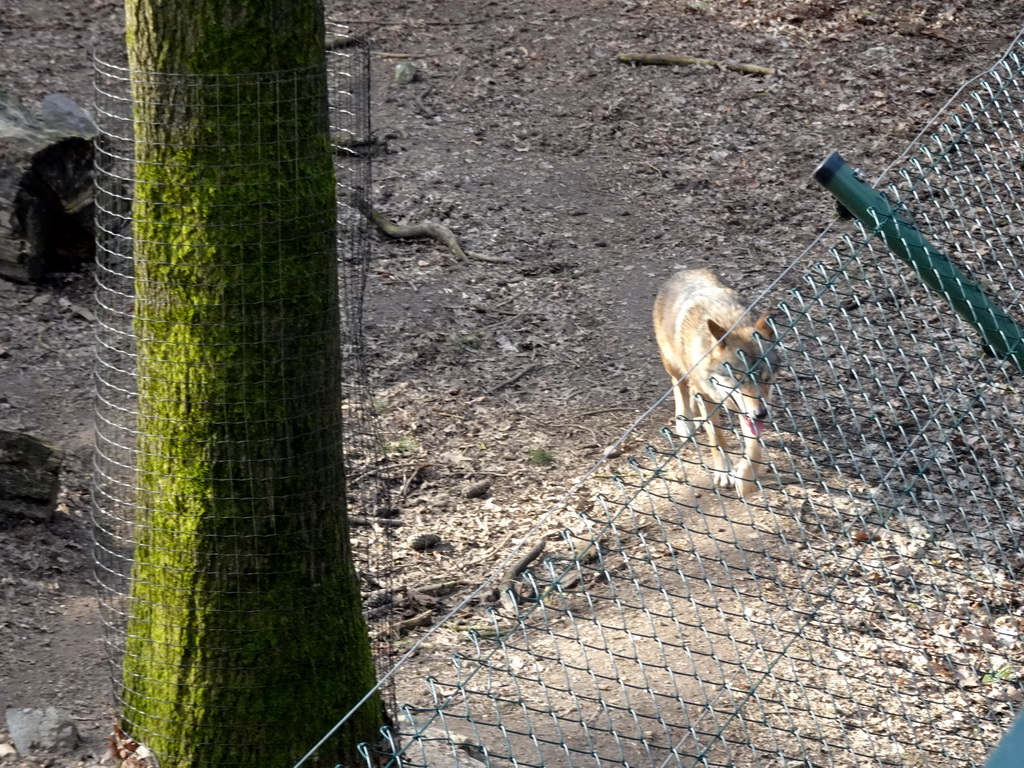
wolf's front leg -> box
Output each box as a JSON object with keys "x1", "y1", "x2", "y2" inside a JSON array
[
  {"x1": 733, "y1": 431, "x2": 766, "y2": 498},
  {"x1": 732, "y1": 459, "x2": 757, "y2": 497},
  {"x1": 698, "y1": 408, "x2": 735, "y2": 489},
  {"x1": 713, "y1": 454, "x2": 736, "y2": 490},
  {"x1": 672, "y1": 377, "x2": 698, "y2": 438}
]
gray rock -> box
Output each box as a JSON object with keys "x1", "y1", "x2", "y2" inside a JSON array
[
  {"x1": 464, "y1": 479, "x2": 492, "y2": 499},
  {"x1": 393, "y1": 61, "x2": 419, "y2": 85},
  {"x1": 0, "y1": 91, "x2": 36, "y2": 130},
  {"x1": 5, "y1": 708, "x2": 79, "y2": 755},
  {"x1": 39, "y1": 94, "x2": 98, "y2": 136},
  {"x1": 0, "y1": 430, "x2": 64, "y2": 523}
]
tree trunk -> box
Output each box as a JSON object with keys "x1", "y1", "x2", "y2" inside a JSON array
[{"x1": 119, "y1": 2, "x2": 381, "y2": 766}]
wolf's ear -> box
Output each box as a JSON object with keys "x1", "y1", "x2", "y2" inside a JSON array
[
  {"x1": 707, "y1": 318, "x2": 728, "y2": 342},
  {"x1": 755, "y1": 313, "x2": 776, "y2": 340}
]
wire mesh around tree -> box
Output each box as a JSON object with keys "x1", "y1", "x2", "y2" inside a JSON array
[
  {"x1": 327, "y1": 22, "x2": 399, "y2": 715},
  {"x1": 336, "y1": 32, "x2": 1024, "y2": 768},
  {"x1": 90, "y1": 24, "x2": 395, "y2": 761}
]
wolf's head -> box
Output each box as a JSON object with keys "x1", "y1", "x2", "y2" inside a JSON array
[{"x1": 706, "y1": 314, "x2": 777, "y2": 437}]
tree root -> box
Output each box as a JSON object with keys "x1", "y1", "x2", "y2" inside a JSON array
[
  {"x1": 617, "y1": 52, "x2": 777, "y2": 76},
  {"x1": 360, "y1": 200, "x2": 511, "y2": 264}
]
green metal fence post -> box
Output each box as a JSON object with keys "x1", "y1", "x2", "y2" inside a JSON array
[
  {"x1": 813, "y1": 150, "x2": 1024, "y2": 373},
  {"x1": 985, "y1": 708, "x2": 1024, "y2": 768}
]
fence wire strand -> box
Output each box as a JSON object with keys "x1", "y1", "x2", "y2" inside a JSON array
[{"x1": 344, "y1": 31, "x2": 1024, "y2": 768}]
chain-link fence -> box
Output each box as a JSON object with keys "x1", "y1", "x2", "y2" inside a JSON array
[{"x1": 335, "y1": 31, "x2": 1024, "y2": 768}]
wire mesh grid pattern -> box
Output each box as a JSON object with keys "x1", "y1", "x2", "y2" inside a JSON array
[
  {"x1": 90, "y1": 25, "x2": 393, "y2": 761},
  {"x1": 327, "y1": 24, "x2": 399, "y2": 709},
  {"x1": 359, "y1": 35, "x2": 1024, "y2": 768}
]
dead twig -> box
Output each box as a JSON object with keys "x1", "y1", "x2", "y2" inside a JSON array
[
  {"x1": 350, "y1": 514, "x2": 403, "y2": 528},
  {"x1": 414, "y1": 86, "x2": 437, "y2": 119},
  {"x1": 487, "y1": 364, "x2": 540, "y2": 396},
  {"x1": 617, "y1": 53, "x2": 777, "y2": 76},
  {"x1": 347, "y1": 459, "x2": 422, "y2": 486},
  {"x1": 410, "y1": 580, "x2": 464, "y2": 596},
  {"x1": 575, "y1": 406, "x2": 640, "y2": 419},
  {"x1": 398, "y1": 464, "x2": 431, "y2": 499},
  {"x1": 394, "y1": 609, "x2": 435, "y2": 636},
  {"x1": 479, "y1": 309, "x2": 532, "y2": 330},
  {"x1": 326, "y1": 35, "x2": 370, "y2": 51},
  {"x1": 359, "y1": 199, "x2": 512, "y2": 264},
  {"x1": 455, "y1": 620, "x2": 511, "y2": 638},
  {"x1": 502, "y1": 540, "x2": 546, "y2": 583},
  {"x1": 497, "y1": 540, "x2": 547, "y2": 612},
  {"x1": 471, "y1": 301, "x2": 519, "y2": 315}
]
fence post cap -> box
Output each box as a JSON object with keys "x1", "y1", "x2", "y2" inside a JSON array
[{"x1": 813, "y1": 151, "x2": 847, "y2": 185}]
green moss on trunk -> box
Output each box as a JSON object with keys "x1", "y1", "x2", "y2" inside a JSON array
[{"x1": 120, "y1": 2, "x2": 381, "y2": 765}]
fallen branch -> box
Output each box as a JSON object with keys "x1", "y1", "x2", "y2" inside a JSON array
[
  {"x1": 574, "y1": 406, "x2": 639, "y2": 419},
  {"x1": 394, "y1": 609, "x2": 434, "y2": 636},
  {"x1": 455, "y1": 620, "x2": 510, "y2": 638},
  {"x1": 409, "y1": 579, "x2": 464, "y2": 596},
  {"x1": 326, "y1": 34, "x2": 370, "y2": 51},
  {"x1": 498, "y1": 539, "x2": 547, "y2": 612},
  {"x1": 617, "y1": 53, "x2": 777, "y2": 76},
  {"x1": 470, "y1": 300, "x2": 519, "y2": 315},
  {"x1": 374, "y1": 52, "x2": 424, "y2": 59},
  {"x1": 398, "y1": 463, "x2": 431, "y2": 499},
  {"x1": 479, "y1": 309, "x2": 532, "y2": 330},
  {"x1": 359, "y1": 199, "x2": 511, "y2": 264},
  {"x1": 486, "y1": 363, "x2": 540, "y2": 396},
  {"x1": 349, "y1": 514, "x2": 403, "y2": 528},
  {"x1": 502, "y1": 540, "x2": 546, "y2": 583}
]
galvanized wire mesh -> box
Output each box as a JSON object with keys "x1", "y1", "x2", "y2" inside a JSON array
[
  {"x1": 344, "y1": 32, "x2": 1024, "y2": 768},
  {"x1": 326, "y1": 24, "x2": 399, "y2": 709},
  {"x1": 90, "y1": 24, "x2": 394, "y2": 756}
]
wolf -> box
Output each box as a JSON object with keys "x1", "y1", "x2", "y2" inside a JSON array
[{"x1": 653, "y1": 269, "x2": 777, "y2": 497}]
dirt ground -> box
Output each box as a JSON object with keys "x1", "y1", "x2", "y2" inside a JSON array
[{"x1": 0, "y1": 1, "x2": 1021, "y2": 765}]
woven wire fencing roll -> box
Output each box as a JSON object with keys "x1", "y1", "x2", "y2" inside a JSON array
[
  {"x1": 343, "y1": 34, "x2": 1024, "y2": 768},
  {"x1": 91, "y1": 50, "x2": 139, "y2": 707},
  {"x1": 91, "y1": 24, "x2": 394, "y2": 744},
  {"x1": 326, "y1": 24, "x2": 399, "y2": 709}
]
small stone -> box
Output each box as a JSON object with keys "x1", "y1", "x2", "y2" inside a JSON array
[
  {"x1": 5, "y1": 708, "x2": 79, "y2": 756},
  {"x1": 602, "y1": 443, "x2": 623, "y2": 459},
  {"x1": 464, "y1": 479, "x2": 492, "y2": 499},
  {"x1": 409, "y1": 533, "x2": 441, "y2": 552},
  {"x1": 0, "y1": 742, "x2": 17, "y2": 761},
  {"x1": 393, "y1": 61, "x2": 419, "y2": 85},
  {"x1": 70, "y1": 304, "x2": 97, "y2": 323},
  {"x1": 31, "y1": 293, "x2": 53, "y2": 305}
]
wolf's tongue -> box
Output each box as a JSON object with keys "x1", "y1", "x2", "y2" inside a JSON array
[{"x1": 744, "y1": 417, "x2": 765, "y2": 437}]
